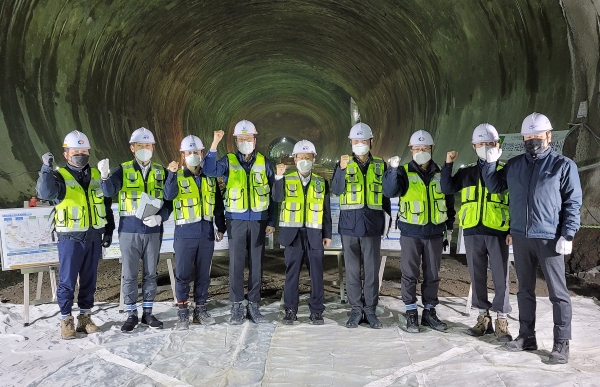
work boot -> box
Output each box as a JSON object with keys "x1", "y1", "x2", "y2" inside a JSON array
[
  {"x1": 310, "y1": 312, "x2": 324, "y2": 325},
  {"x1": 247, "y1": 302, "x2": 267, "y2": 323},
  {"x1": 345, "y1": 308, "x2": 362, "y2": 328},
  {"x1": 421, "y1": 308, "x2": 447, "y2": 331},
  {"x1": 364, "y1": 313, "x2": 383, "y2": 329},
  {"x1": 193, "y1": 305, "x2": 216, "y2": 325},
  {"x1": 466, "y1": 314, "x2": 493, "y2": 337},
  {"x1": 281, "y1": 308, "x2": 297, "y2": 325},
  {"x1": 405, "y1": 309, "x2": 419, "y2": 333},
  {"x1": 548, "y1": 339, "x2": 569, "y2": 364},
  {"x1": 141, "y1": 312, "x2": 163, "y2": 329},
  {"x1": 61, "y1": 316, "x2": 76, "y2": 340},
  {"x1": 121, "y1": 314, "x2": 139, "y2": 333},
  {"x1": 229, "y1": 302, "x2": 245, "y2": 325},
  {"x1": 494, "y1": 318, "x2": 513, "y2": 342},
  {"x1": 76, "y1": 311, "x2": 100, "y2": 334},
  {"x1": 175, "y1": 308, "x2": 190, "y2": 331},
  {"x1": 504, "y1": 334, "x2": 538, "y2": 352}
]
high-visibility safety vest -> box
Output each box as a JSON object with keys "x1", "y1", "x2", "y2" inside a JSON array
[
  {"x1": 339, "y1": 156, "x2": 384, "y2": 210},
  {"x1": 118, "y1": 160, "x2": 165, "y2": 216},
  {"x1": 459, "y1": 163, "x2": 510, "y2": 231},
  {"x1": 173, "y1": 169, "x2": 217, "y2": 225},
  {"x1": 224, "y1": 153, "x2": 270, "y2": 213},
  {"x1": 398, "y1": 164, "x2": 448, "y2": 225},
  {"x1": 54, "y1": 167, "x2": 107, "y2": 232},
  {"x1": 279, "y1": 173, "x2": 326, "y2": 229}
]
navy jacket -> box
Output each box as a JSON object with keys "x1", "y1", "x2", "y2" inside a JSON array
[
  {"x1": 101, "y1": 160, "x2": 173, "y2": 234},
  {"x1": 203, "y1": 150, "x2": 277, "y2": 227},
  {"x1": 163, "y1": 167, "x2": 226, "y2": 240},
  {"x1": 383, "y1": 160, "x2": 456, "y2": 239},
  {"x1": 272, "y1": 173, "x2": 333, "y2": 248},
  {"x1": 36, "y1": 163, "x2": 115, "y2": 242},
  {"x1": 482, "y1": 148, "x2": 582, "y2": 240},
  {"x1": 331, "y1": 154, "x2": 392, "y2": 237}
]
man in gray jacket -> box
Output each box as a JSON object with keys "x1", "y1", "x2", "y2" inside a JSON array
[{"x1": 483, "y1": 112, "x2": 582, "y2": 364}]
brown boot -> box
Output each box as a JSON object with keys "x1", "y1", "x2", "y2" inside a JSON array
[
  {"x1": 61, "y1": 316, "x2": 76, "y2": 340},
  {"x1": 466, "y1": 314, "x2": 493, "y2": 337},
  {"x1": 495, "y1": 318, "x2": 513, "y2": 342},
  {"x1": 76, "y1": 311, "x2": 100, "y2": 334}
]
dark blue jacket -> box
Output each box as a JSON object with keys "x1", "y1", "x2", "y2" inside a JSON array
[
  {"x1": 383, "y1": 160, "x2": 456, "y2": 239},
  {"x1": 101, "y1": 160, "x2": 173, "y2": 234},
  {"x1": 36, "y1": 163, "x2": 115, "y2": 242},
  {"x1": 272, "y1": 173, "x2": 333, "y2": 248},
  {"x1": 203, "y1": 150, "x2": 277, "y2": 227},
  {"x1": 482, "y1": 148, "x2": 582, "y2": 240},
  {"x1": 331, "y1": 154, "x2": 392, "y2": 237},
  {"x1": 163, "y1": 167, "x2": 226, "y2": 240}
]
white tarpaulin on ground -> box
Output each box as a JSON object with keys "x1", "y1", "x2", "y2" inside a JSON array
[{"x1": 1, "y1": 295, "x2": 599, "y2": 386}]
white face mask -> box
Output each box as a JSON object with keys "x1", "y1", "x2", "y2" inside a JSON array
[
  {"x1": 135, "y1": 149, "x2": 152, "y2": 163},
  {"x1": 475, "y1": 146, "x2": 491, "y2": 160},
  {"x1": 352, "y1": 143, "x2": 370, "y2": 156},
  {"x1": 237, "y1": 141, "x2": 255, "y2": 155},
  {"x1": 296, "y1": 159, "x2": 313, "y2": 173},
  {"x1": 413, "y1": 151, "x2": 431, "y2": 165},
  {"x1": 185, "y1": 154, "x2": 202, "y2": 167}
]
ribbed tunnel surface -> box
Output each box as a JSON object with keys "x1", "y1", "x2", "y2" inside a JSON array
[{"x1": 1, "y1": 0, "x2": 600, "y2": 216}]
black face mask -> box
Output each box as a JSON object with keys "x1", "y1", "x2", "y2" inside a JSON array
[
  {"x1": 524, "y1": 138, "x2": 547, "y2": 156},
  {"x1": 70, "y1": 154, "x2": 90, "y2": 168}
]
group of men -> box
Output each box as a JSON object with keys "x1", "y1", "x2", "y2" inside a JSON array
[{"x1": 36, "y1": 112, "x2": 581, "y2": 365}]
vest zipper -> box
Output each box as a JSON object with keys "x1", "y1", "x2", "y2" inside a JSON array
[{"x1": 477, "y1": 178, "x2": 485, "y2": 227}]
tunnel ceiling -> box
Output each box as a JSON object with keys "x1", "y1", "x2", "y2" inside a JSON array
[{"x1": 0, "y1": 0, "x2": 585, "y2": 205}]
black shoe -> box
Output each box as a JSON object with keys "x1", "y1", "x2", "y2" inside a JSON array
[
  {"x1": 421, "y1": 308, "x2": 447, "y2": 331},
  {"x1": 193, "y1": 305, "x2": 216, "y2": 325},
  {"x1": 405, "y1": 309, "x2": 419, "y2": 333},
  {"x1": 247, "y1": 302, "x2": 267, "y2": 323},
  {"x1": 345, "y1": 309, "x2": 362, "y2": 328},
  {"x1": 282, "y1": 308, "x2": 298, "y2": 325},
  {"x1": 175, "y1": 309, "x2": 189, "y2": 331},
  {"x1": 121, "y1": 314, "x2": 139, "y2": 333},
  {"x1": 504, "y1": 335, "x2": 538, "y2": 352},
  {"x1": 548, "y1": 339, "x2": 569, "y2": 364},
  {"x1": 141, "y1": 312, "x2": 163, "y2": 329},
  {"x1": 310, "y1": 312, "x2": 324, "y2": 325},
  {"x1": 364, "y1": 313, "x2": 383, "y2": 329},
  {"x1": 229, "y1": 302, "x2": 245, "y2": 325}
]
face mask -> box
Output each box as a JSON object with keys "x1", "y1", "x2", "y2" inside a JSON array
[
  {"x1": 352, "y1": 143, "x2": 370, "y2": 156},
  {"x1": 185, "y1": 154, "x2": 202, "y2": 167},
  {"x1": 475, "y1": 146, "x2": 491, "y2": 160},
  {"x1": 237, "y1": 141, "x2": 255, "y2": 155},
  {"x1": 135, "y1": 149, "x2": 153, "y2": 163},
  {"x1": 524, "y1": 138, "x2": 547, "y2": 156},
  {"x1": 70, "y1": 154, "x2": 89, "y2": 168},
  {"x1": 296, "y1": 159, "x2": 313, "y2": 173},
  {"x1": 413, "y1": 151, "x2": 431, "y2": 165}
]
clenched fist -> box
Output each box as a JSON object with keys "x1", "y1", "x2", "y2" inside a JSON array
[
  {"x1": 168, "y1": 161, "x2": 179, "y2": 173},
  {"x1": 389, "y1": 156, "x2": 401, "y2": 168},
  {"x1": 446, "y1": 151, "x2": 458, "y2": 163},
  {"x1": 340, "y1": 155, "x2": 350, "y2": 169},
  {"x1": 211, "y1": 130, "x2": 225, "y2": 150},
  {"x1": 276, "y1": 163, "x2": 286, "y2": 176},
  {"x1": 98, "y1": 159, "x2": 110, "y2": 179}
]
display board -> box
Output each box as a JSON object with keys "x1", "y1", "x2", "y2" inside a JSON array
[{"x1": 499, "y1": 130, "x2": 569, "y2": 160}]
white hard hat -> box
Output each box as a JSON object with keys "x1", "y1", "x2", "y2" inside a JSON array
[
  {"x1": 292, "y1": 140, "x2": 317, "y2": 156},
  {"x1": 472, "y1": 123, "x2": 500, "y2": 144},
  {"x1": 179, "y1": 135, "x2": 204, "y2": 151},
  {"x1": 129, "y1": 127, "x2": 155, "y2": 144},
  {"x1": 348, "y1": 122, "x2": 373, "y2": 139},
  {"x1": 233, "y1": 120, "x2": 258, "y2": 136},
  {"x1": 521, "y1": 113, "x2": 552, "y2": 135},
  {"x1": 62, "y1": 130, "x2": 91, "y2": 149},
  {"x1": 409, "y1": 130, "x2": 434, "y2": 146}
]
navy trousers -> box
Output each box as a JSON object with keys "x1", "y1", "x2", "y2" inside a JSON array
[{"x1": 173, "y1": 237, "x2": 215, "y2": 304}]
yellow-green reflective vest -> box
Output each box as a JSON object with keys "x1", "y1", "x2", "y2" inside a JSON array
[
  {"x1": 339, "y1": 156, "x2": 384, "y2": 210},
  {"x1": 459, "y1": 163, "x2": 509, "y2": 231},
  {"x1": 118, "y1": 160, "x2": 165, "y2": 216},
  {"x1": 398, "y1": 164, "x2": 448, "y2": 225},
  {"x1": 55, "y1": 167, "x2": 107, "y2": 232},
  {"x1": 279, "y1": 173, "x2": 326, "y2": 229},
  {"x1": 224, "y1": 153, "x2": 270, "y2": 213},
  {"x1": 173, "y1": 169, "x2": 217, "y2": 225}
]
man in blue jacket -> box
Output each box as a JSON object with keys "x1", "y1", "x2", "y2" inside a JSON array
[{"x1": 483, "y1": 112, "x2": 582, "y2": 364}]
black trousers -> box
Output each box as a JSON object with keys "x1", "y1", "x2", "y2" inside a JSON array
[
  {"x1": 341, "y1": 234, "x2": 381, "y2": 314},
  {"x1": 173, "y1": 237, "x2": 214, "y2": 304},
  {"x1": 400, "y1": 236, "x2": 443, "y2": 307}
]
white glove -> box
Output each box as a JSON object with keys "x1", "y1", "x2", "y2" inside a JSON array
[
  {"x1": 389, "y1": 156, "x2": 401, "y2": 168},
  {"x1": 98, "y1": 159, "x2": 110, "y2": 179},
  {"x1": 555, "y1": 236, "x2": 573, "y2": 255},
  {"x1": 485, "y1": 147, "x2": 502, "y2": 163},
  {"x1": 143, "y1": 215, "x2": 162, "y2": 227},
  {"x1": 445, "y1": 231, "x2": 453, "y2": 245}
]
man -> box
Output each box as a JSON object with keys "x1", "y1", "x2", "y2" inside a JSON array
[
  {"x1": 441, "y1": 123, "x2": 512, "y2": 341},
  {"x1": 272, "y1": 140, "x2": 332, "y2": 325},
  {"x1": 483, "y1": 113, "x2": 582, "y2": 364},
  {"x1": 383, "y1": 130, "x2": 456, "y2": 333},
  {"x1": 203, "y1": 120, "x2": 277, "y2": 324},
  {"x1": 99, "y1": 127, "x2": 172, "y2": 332},
  {"x1": 163, "y1": 135, "x2": 226, "y2": 330},
  {"x1": 36, "y1": 131, "x2": 115, "y2": 339},
  {"x1": 331, "y1": 122, "x2": 391, "y2": 329}
]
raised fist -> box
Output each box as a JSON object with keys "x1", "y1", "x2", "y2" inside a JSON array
[
  {"x1": 42, "y1": 152, "x2": 54, "y2": 167},
  {"x1": 340, "y1": 155, "x2": 350, "y2": 169},
  {"x1": 446, "y1": 151, "x2": 458, "y2": 163},
  {"x1": 168, "y1": 161, "x2": 179, "y2": 173},
  {"x1": 276, "y1": 163, "x2": 286, "y2": 176},
  {"x1": 98, "y1": 159, "x2": 110, "y2": 179},
  {"x1": 389, "y1": 156, "x2": 401, "y2": 168}
]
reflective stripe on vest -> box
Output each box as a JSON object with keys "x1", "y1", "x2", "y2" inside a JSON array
[
  {"x1": 279, "y1": 173, "x2": 326, "y2": 229},
  {"x1": 118, "y1": 161, "x2": 165, "y2": 216},
  {"x1": 398, "y1": 164, "x2": 448, "y2": 226},
  {"x1": 55, "y1": 167, "x2": 107, "y2": 232},
  {"x1": 339, "y1": 157, "x2": 384, "y2": 211},
  {"x1": 224, "y1": 153, "x2": 270, "y2": 213},
  {"x1": 173, "y1": 169, "x2": 217, "y2": 225}
]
